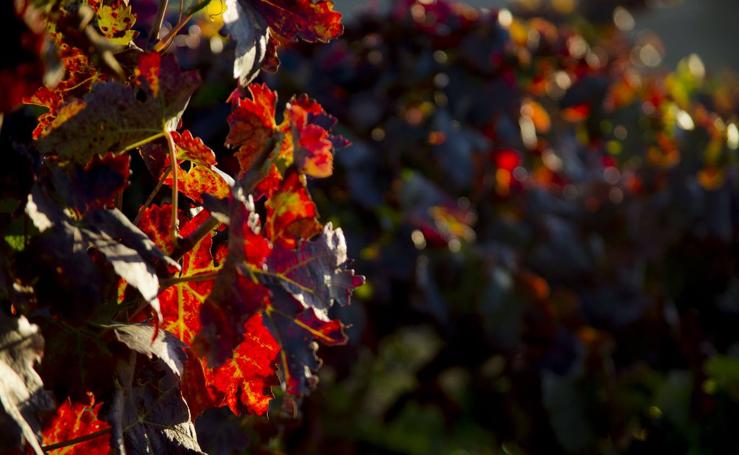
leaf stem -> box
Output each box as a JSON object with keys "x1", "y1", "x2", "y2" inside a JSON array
[
  {"x1": 178, "y1": 0, "x2": 185, "y2": 25},
  {"x1": 41, "y1": 428, "x2": 111, "y2": 452},
  {"x1": 149, "y1": 0, "x2": 170, "y2": 47},
  {"x1": 170, "y1": 215, "x2": 220, "y2": 261},
  {"x1": 153, "y1": 0, "x2": 211, "y2": 53},
  {"x1": 165, "y1": 130, "x2": 180, "y2": 245},
  {"x1": 118, "y1": 131, "x2": 166, "y2": 154},
  {"x1": 133, "y1": 168, "x2": 172, "y2": 225}
]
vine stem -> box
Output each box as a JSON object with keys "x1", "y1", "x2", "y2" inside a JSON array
[
  {"x1": 41, "y1": 428, "x2": 111, "y2": 452},
  {"x1": 165, "y1": 130, "x2": 180, "y2": 245}
]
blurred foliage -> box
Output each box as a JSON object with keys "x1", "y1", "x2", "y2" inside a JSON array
[
  {"x1": 153, "y1": 0, "x2": 739, "y2": 453},
  {"x1": 258, "y1": 1, "x2": 739, "y2": 454}
]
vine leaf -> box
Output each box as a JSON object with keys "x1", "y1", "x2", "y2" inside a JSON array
[
  {"x1": 25, "y1": 185, "x2": 176, "y2": 320},
  {"x1": 171, "y1": 131, "x2": 219, "y2": 166},
  {"x1": 265, "y1": 168, "x2": 321, "y2": 248},
  {"x1": 0, "y1": 314, "x2": 53, "y2": 455},
  {"x1": 36, "y1": 53, "x2": 200, "y2": 164},
  {"x1": 26, "y1": 43, "x2": 103, "y2": 139},
  {"x1": 96, "y1": 3, "x2": 138, "y2": 46},
  {"x1": 266, "y1": 290, "x2": 347, "y2": 396},
  {"x1": 286, "y1": 94, "x2": 342, "y2": 178},
  {"x1": 224, "y1": 0, "x2": 269, "y2": 85},
  {"x1": 191, "y1": 186, "x2": 362, "y2": 412},
  {"x1": 40, "y1": 392, "x2": 110, "y2": 455},
  {"x1": 226, "y1": 83, "x2": 277, "y2": 176},
  {"x1": 252, "y1": 0, "x2": 343, "y2": 44},
  {"x1": 139, "y1": 207, "x2": 219, "y2": 345},
  {"x1": 142, "y1": 131, "x2": 234, "y2": 204},
  {"x1": 201, "y1": 312, "x2": 280, "y2": 415},
  {"x1": 139, "y1": 205, "x2": 279, "y2": 416},
  {"x1": 267, "y1": 222, "x2": 364, "y2": 320},
  {"x1": 252, "y1": 0, "x2": 342, "y2": 73},
  {"x1": 193, "y1": 190, "x2": 271, "y2": 366},
  {"x1": 222, "y1": 0, "x2": 342, "y2": 84},
  {"x1": 226, "y1": 84, "x2": 346, "y2": 187},
  {"x1": 169, "y1": 165, "x2": 232, "y2": 204},
  {"x1": 110, "y1": 324, "x2": 204, "y2": 454}
]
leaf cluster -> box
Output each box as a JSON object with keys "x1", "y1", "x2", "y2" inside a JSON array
[{"x1": 0, "y1": 0, "x2": 360, "y2": 453}]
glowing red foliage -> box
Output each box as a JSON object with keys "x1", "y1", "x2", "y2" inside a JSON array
[
  {"x1": 253, "y1": 0, "x2": 343, "y2": 44},
  {"x1": 41, "y1": 393, "x2": 110, "y2": 455},
  {"x1": 265, "y1": 169, "x2": 322, "y2": 248}
]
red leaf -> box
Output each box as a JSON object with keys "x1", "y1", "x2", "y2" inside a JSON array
[
  {"x1": 137, "y1": 207, "x2": 273, "y2": 417},
  {"x1": 137, "y1": 204, "x2": 178, "y2": 254},
  {"x1": 226, "y1": 83, "x2": 277, "y2": 177},
  {"x1": 227, "y1": 83, "x2": 346, "y2": 186},
  {"x1": 26, "y1": 43, "x2": 102, "y2": 139},
  {"x1": 164, "y1": 164, "x2": 232, "y2": 204},
  {"x1": 265, "y1": 169, "x2": 321, "y2": 248},
  {"x1": 253, "y1": 0, "x2": 343, "y2": 44},
  {"x1": 141, "y1": 130, "x2": 231, "y2": 203},
  {"x1": 172, "y1": 130, "x2": 217, "y2": 166},
  {"x1": 203, "y1": 312, "x2": 280, "y2": 415},
  {"x1": 41, "y1": 392, "x2": 110, "y2": 455},
  {"x1": 158, "y1": 209, "x2": 218, "y2": 344},
  {"x1": 194, "y1": 199, "x2": 271, "y2": 365}
]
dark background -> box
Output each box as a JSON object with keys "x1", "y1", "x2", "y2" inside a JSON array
[{"x1": 334, "y1": 0, "x2": 739, "y2": 71}]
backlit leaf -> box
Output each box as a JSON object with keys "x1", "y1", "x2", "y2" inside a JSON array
[
  {"x1": 202, "y1": 312, "x2": 280, "y2": 415},
  {"x1": 41, "y1": 393, "x2": 110, "y2": 455},
  {"x1": 253, "y1": 0, "x2": 343, "y2": 43},
  {"x1": 226, "y1": 83, "x2": 277, "y2": 177},
  {"x1": 96, "y1": 4, "x2": 137, "y2": 46},
  {"x1": 267, "y1": 223, "x2": 363, "y2": 319},
  {"x1": 26, "y1": 43, "x2": 104, "y2": 139},
  {"x1": 227, "y1": 84, "x2": 345, "y2": 186},
  {"x1": 265, "y1": 169, "x2": 321, "y2": 248},
  {"x1": 194, "y1": 190, "x2": 271, "y2": 366},
  {"x1": 36, "y1": 53, "x2": 200, "y2": 164}
]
